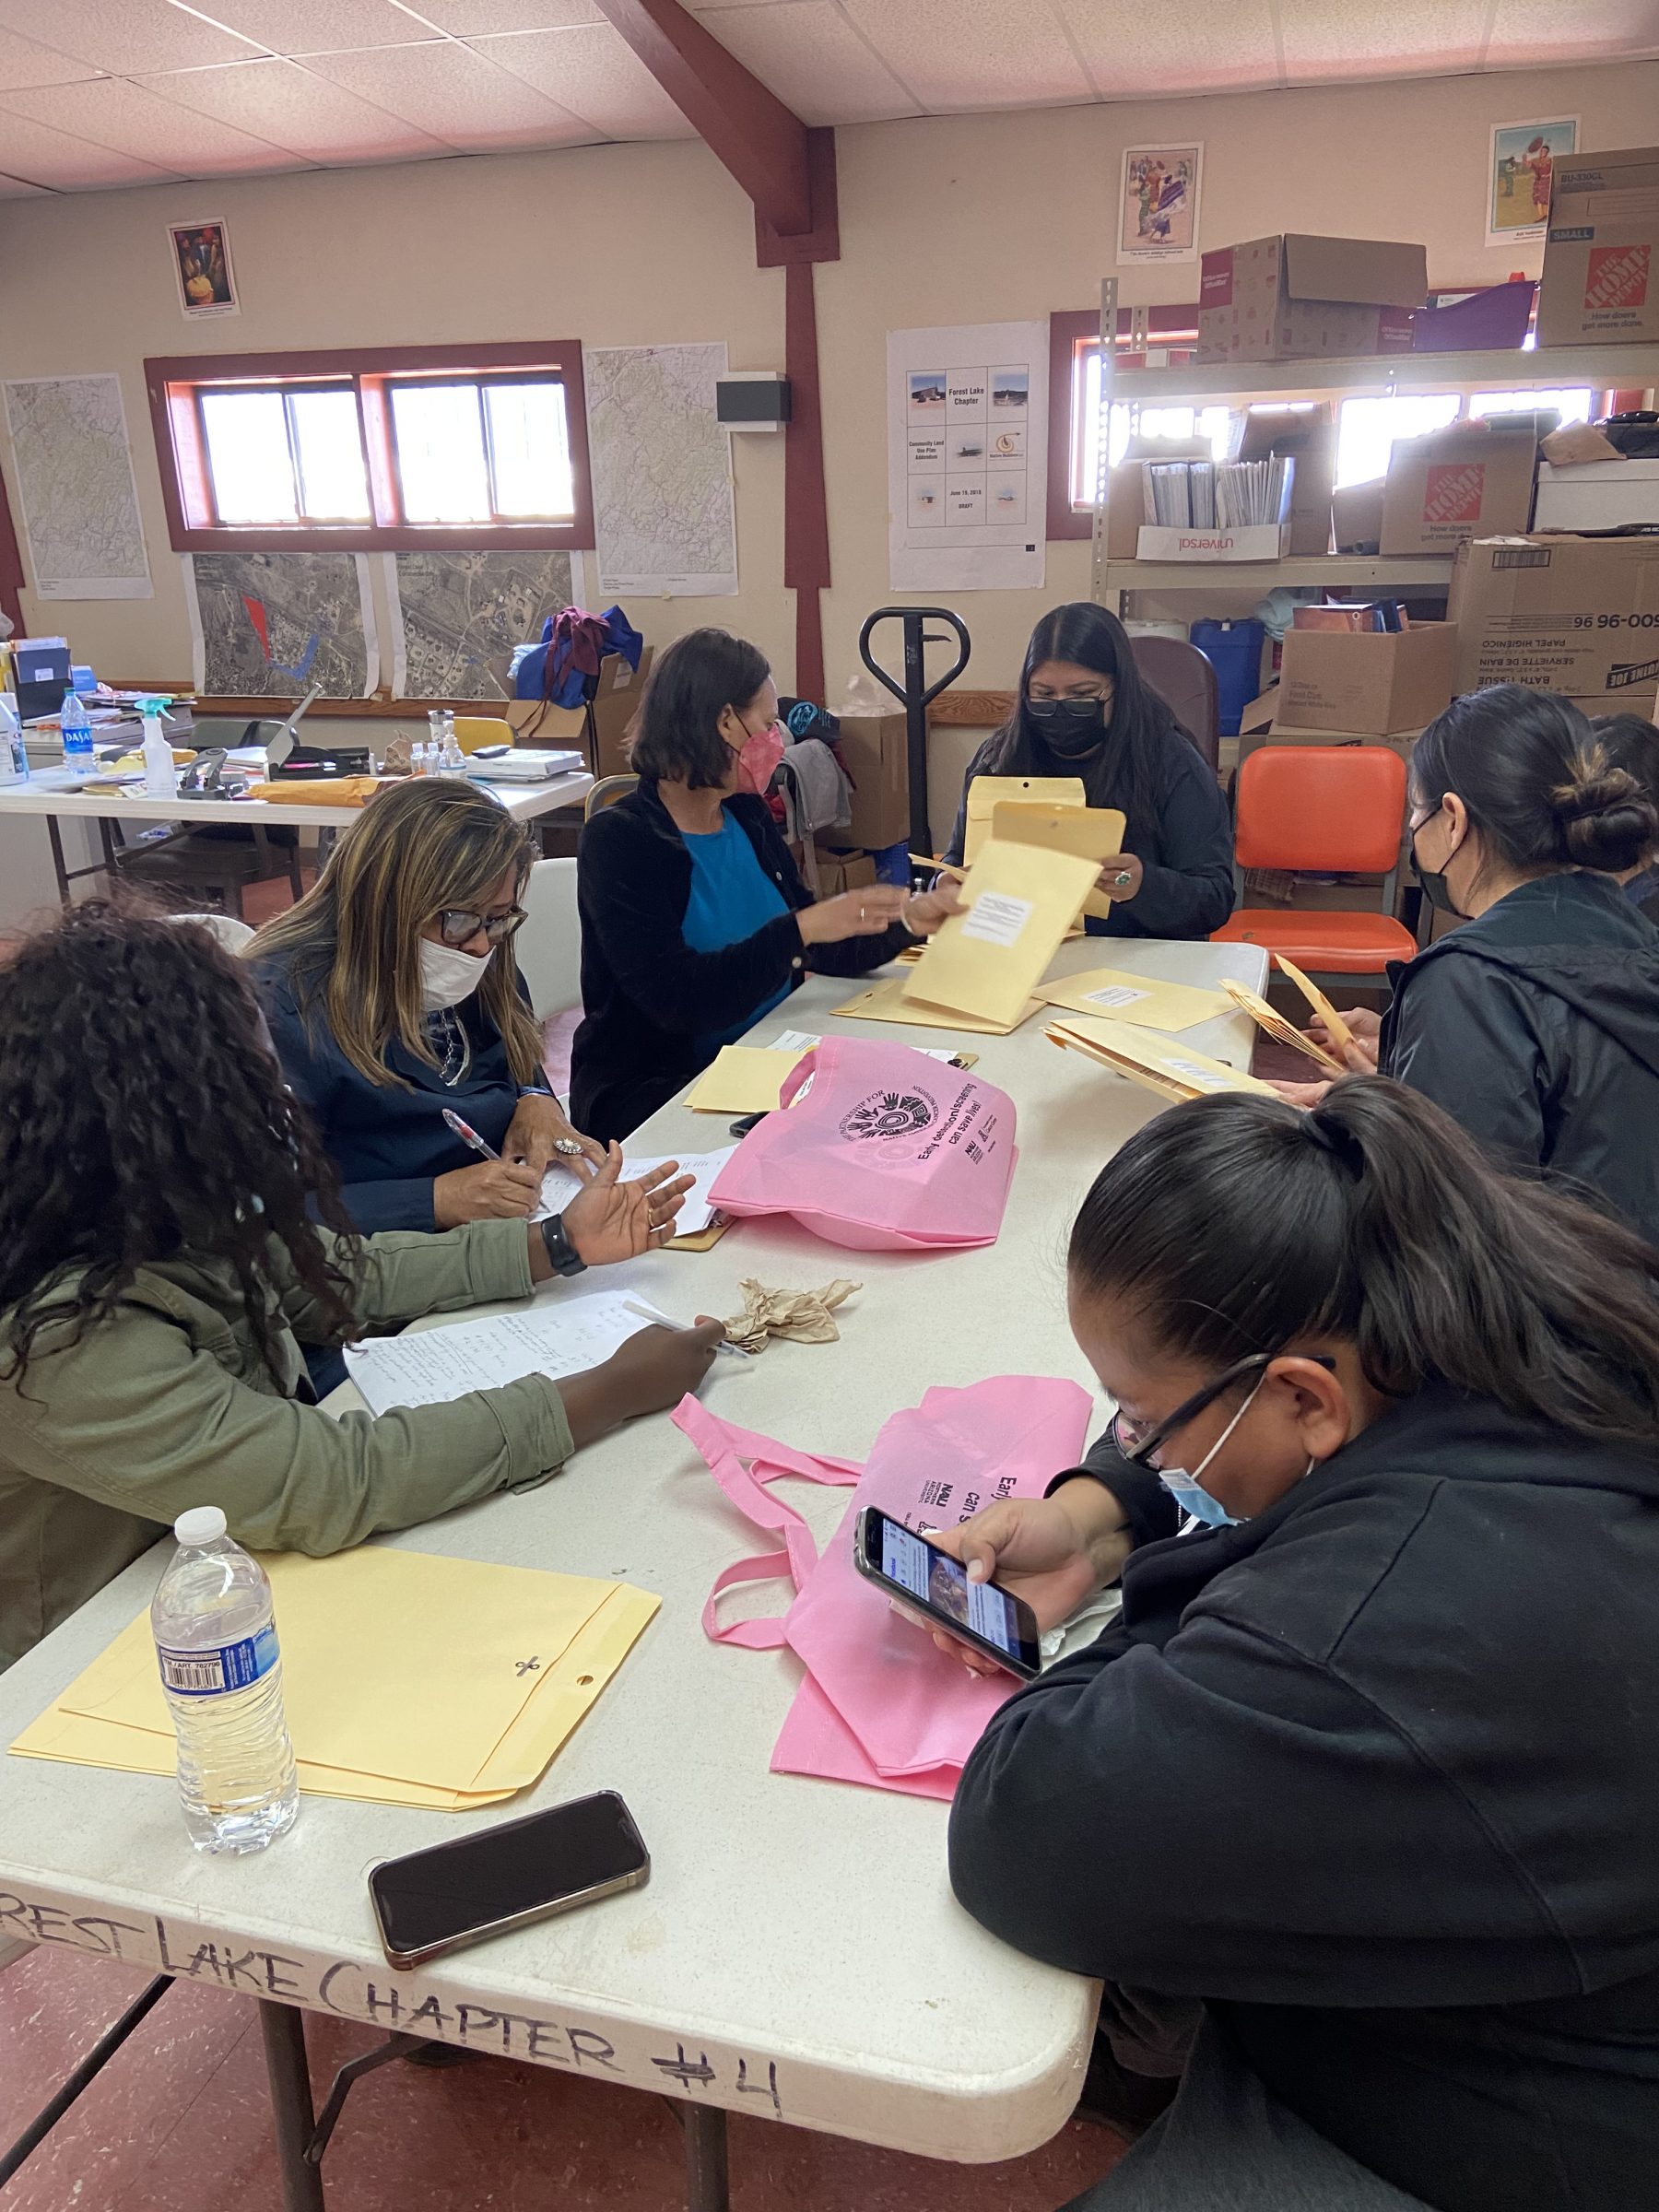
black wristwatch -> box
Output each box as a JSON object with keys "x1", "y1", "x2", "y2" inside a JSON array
[{"x1": 539, "y1": 1211, "x2": 588, "y2": 1278}]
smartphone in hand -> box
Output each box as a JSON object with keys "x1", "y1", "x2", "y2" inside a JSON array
[{"x1": 853, "y1": 1505, "x2": 1041, "y2": 1680}]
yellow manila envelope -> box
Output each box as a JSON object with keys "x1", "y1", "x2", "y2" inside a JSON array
[
  {"x1": 902, "y1": 839, "x2": 1100, "y2": 1030},
  {"x1": 1274, "y1": 954, "x2": 1357, "y2": 1055},
  {"x1": 1036, "y1": 966, "x2": 1232, "y2": 1032},
  {"x1": 989, "y1": 801, "x2": 1127, "y2": 923},
  {"x1": 963, "y1": 775, "x2": 1086, "y2": 864},
  {"x1": 685, "y1": 1044, "x2": 806, "y2": 1113},
  {"x1": 1047, "y1": 1016, "x2": 1282, "y2": 1104},
  {"x1": 1222, "y1": 980, "x2": 1345, "y2": 1075},
  {"x1": 11, "y1": 1548, "x2": 659, "y2": 1809},
  {"x1": 833, "y1": 975, "x2": 1040, "y2": 1036}
]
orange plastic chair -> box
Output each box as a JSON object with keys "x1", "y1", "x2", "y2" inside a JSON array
[{"x1": 1211, "y1": 745, "x2": 1420, "y2": 983}]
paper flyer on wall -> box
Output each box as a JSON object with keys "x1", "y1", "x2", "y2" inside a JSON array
[{"x1": 887, "y1": 322, "x2": 1048, "y2": 592}]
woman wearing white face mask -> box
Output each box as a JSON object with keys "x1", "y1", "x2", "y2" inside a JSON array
[
  {"x1": 571, "y1": 627, "x2": 962, "y2": 1142},
  {"x1": 250, "y1": 779, "x2": 606, "y2": 1233},
  {"x1": 940, "y1": 1077, "x2": 1659, "y2": 2212}
]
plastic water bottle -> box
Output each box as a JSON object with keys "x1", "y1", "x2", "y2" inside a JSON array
[
  {"x1": 60, "y1": 686, "x2": 94, "y2": 769},
  {"x1": 151, "y1": 1507, "x2": 299, "y2": 1854},
  {"x1": 441, "y1": 711, "x2": 464, "y2": 772}
]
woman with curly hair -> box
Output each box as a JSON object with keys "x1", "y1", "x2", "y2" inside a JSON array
[
  {"x1": 0, "y1": 904, "x2": 723, "y2": 1673},
  {"x1": 251, "y1": 777, "x2": 605, "y2": 1234}
]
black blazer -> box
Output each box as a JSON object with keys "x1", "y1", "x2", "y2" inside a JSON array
[{"x1": 571, "y1": 780, "x2": 907, "y2": 1143}]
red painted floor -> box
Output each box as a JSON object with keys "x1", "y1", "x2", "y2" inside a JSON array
[{"x1": 0, "y1": 1945, "x2": 1123, "y2": 2211}]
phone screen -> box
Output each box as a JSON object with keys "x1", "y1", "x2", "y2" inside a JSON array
[
  {"x1": 861, "y1": 1509, "x2": 1039, "y2": 1674},
  {"x1": 370, "y1": 1792, "x2": 647, "y2": 1962}
]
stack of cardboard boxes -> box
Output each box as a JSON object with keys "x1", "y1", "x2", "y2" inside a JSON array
[{"x1": 1241, "y1": 623, "x2": 1458, "y2": 768}]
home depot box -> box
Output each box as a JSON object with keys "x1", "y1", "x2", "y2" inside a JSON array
[
  {"x1": 1380, "y1": 423, "x2": 1537, "y2": 554},
  {"x1": 1238, "y1": 404, "x2": 1336, "y2": 556},
  {"x1": 1198, "y1": 234, "x2": 1427, "y2": 364},
  {"x1": 1277, "y1": 624, "x2": 1456, "y2": 735},
  {"x1": 1448, "y1": 534, "x2": 1659, "y2": 705},
  {"x1": 1538, "y1": 144, "x2": 1659, "y2": 346},
  {"x1": 836, "y1": 712, "x2": 909, "y2": 848}
]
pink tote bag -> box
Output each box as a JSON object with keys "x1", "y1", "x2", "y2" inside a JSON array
[
  {"x1": 677, "y1": 1375, "x2": 1092, "y2": 1799},
  {"x1": 706, "y1": 1036, "x2": 1018, "y2": 1252}
]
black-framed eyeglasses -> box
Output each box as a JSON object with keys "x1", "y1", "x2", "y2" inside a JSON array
[
  {"x1": 435, "y1": 905, "x2": 526, "y2": 948},
  {"x1": 1107, "y1": 1349, "x2": 1335, "y2": 1467}
]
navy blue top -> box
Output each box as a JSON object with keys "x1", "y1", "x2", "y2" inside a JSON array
[
  {"x1": 681, "y1": 813, "x2": 792, "y2": 1051},
  {"x1": 256, "y1": 947, "x2": 533, "y2": 1234}
]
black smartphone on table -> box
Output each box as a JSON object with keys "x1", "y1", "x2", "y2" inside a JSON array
[
  {"x1": 369, "y1": 1790, "x2": 649, "y2": 1969},
  {"x1": 853, "y1": 1506, "x2": 1041, "y2": 1681}
]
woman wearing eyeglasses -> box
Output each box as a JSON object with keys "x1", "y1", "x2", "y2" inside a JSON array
[
  {"x1": 251, "y1": 778, "x2": 604, "y2": 1235},
  {"x1": 943, "y1": 1078, "x2": 1659, "y2": 2212}
]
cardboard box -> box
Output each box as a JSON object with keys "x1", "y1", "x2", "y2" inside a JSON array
[
  {"x1": 1277, "y1": 623, "x2": 1456, "y2": 735},
  {"x1": 1105, "y1": 461, "x2": 1147, "y2": 559},
  {"x1": 1448, "y1": 534, "x2": 1659, "y2": 704},
  {"x1": 591, "y1": 646, "x2": 653, "y2": 778},
  {"x1": 1238, "y1": 405, "x2": 1335, "y2": 556},
  {"x1": 1135, "y1": 523, "x2": 1291, "y2": 562},
  {"x1": 1538, "y1": 144, "x2": 1659, "y2": 347},
  {"x1": 1380, "y1": 423, "x2": 1537, "y2": 554},
  {"x1": 1197, "y1": 234, "x2": 1427, "y2": 365},
  {"x1": 813, "y1": 846, "x2": 877, "y2": 897},
  {"x1": 1535, "y1": 457, "x2": 1659, "y2": 531},
  {"x1": 836, "y1": 712, "x2": 910, "y2": 849}
]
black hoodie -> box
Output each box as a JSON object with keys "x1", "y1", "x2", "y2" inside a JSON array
[
  {"x1": 1380, "y1": 872, "x2": 1659, "y2": 1242},
  {"x1": 949, "y1": 1388, "x2": 1659, "y2": 2212}
]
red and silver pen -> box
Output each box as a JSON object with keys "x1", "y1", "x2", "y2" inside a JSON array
[{"x1": 441, "y1": 1107, "x2": 500, "y2": 1160}]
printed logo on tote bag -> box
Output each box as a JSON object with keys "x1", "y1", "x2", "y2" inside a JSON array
[{"x1": 839, "y1": 1087, "x2": 939, "y2": 1143}]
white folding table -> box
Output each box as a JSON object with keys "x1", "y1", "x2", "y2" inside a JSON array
[{"x1": 0, "y1": 936, "x2": 1267, "y2": 2211}]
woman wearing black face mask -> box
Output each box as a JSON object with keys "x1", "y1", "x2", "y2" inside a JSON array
[
  {"x1": 1276, "y1": 684, "x2": 1659, "y2": 1242},
  {"x1": 940, "y1": 602, "x2": 1234, "y2": 940}
]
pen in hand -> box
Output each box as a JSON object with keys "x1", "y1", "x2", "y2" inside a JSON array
[{"x1": 442, "y1": 1108, "x2": 501, "y2": 1161}]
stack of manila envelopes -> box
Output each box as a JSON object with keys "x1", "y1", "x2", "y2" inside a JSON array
[
  {"x1": 10, "y1": 1547, "x2": 659, "y2": 1812},
  {"x1": 961, "y1": 776, "x2": 1125, "y2": 921},
  {"x1": 1036, "y1": 965, "x2": 1232, "y2": 1032},
  {"x1": 1047, "y1": 1015, "x2": 1281, "y2": 1104},
  {"x1": 832, "y1": 976, "x2": 1041, "y2": 1035},
  {"x1": 901, "y1": 839, "x2": 1101, "y2": 1030}
]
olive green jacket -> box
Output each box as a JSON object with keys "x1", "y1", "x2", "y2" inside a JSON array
[{"x1": 1, "y1": 1222, "x2": 573, "y2": 1672}]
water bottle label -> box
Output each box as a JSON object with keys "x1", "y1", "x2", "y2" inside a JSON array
[{"x1": 158, "y1": 1625, "x2": 278, "y2": 1696}]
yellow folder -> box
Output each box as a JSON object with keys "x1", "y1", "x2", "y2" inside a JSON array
[
  {"x1": 832, "y1": 975, "x2": 1040, "y2": 1036},
  {"x1": 1036, "y1": 965, "x2": 1233, "y2": 1032},
  {"x1": 1047, "y1": 1015, "x2": 1282, "y2": 1104},
  {"x1": 901, "y1": 838, "x2": 1100, "y2": 1030},
  {"x1": 9, "y1": 1547, "x2": 659, "y2": 1811},
  {"x1": 963, "y1": 775, "x2": 1087, "y2": 864},
  {"x1": 684, "y1": 1044, "x2": 806, "y2": 1114},
  {"x1": 989, "y1": 801, "x2": 1127, "y2": 923}
]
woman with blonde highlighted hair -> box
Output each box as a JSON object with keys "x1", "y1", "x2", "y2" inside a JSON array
[{"x1": 251, "y1": 778, "x2": 603, "y2": 1233}]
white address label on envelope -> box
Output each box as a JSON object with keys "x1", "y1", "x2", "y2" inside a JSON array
[
  {"x1": 1083, "y1": 983, "x2": 1150, "y2": 1009},
  {"x1": 961, "y1": 891, "x2": 1034, "y2": 948}
]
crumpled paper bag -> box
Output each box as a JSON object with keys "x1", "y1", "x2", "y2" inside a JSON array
[{"x1": 723, "y1": 1277, "x2": 860, "y2": 1353}]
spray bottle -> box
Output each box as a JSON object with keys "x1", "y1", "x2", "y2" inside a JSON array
[{"x1": 139, "y1": 697, "x2": 178, "y2": 800}]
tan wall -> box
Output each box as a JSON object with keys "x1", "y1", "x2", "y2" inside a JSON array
[{"x1": 2, "y1": 56, "x2": 1656, "y2": 713}]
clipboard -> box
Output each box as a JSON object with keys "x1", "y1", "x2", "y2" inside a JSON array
[
  {"x1": 1047, "y1": 1015, "x2": 1281, "y2": 1103},
  {"x1": 1274, "y1": 954, "x2": 1356, "y2": 1055},
  {"x1": 1222, "y1": 981, "x2": 1346, "y2": 1076}
]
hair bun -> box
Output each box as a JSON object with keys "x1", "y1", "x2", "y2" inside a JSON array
[{"x1": 1549, "y1": 748, "x2": 1658, "y2": 871}]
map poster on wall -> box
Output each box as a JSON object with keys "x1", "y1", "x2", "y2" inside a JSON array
[
  {"x1": 182, "y1": 551, "x2": 378, "y2": 699},
  {"x1": 384, "y1": 549, "x2": 584, "y2": 700},
  {"x1": 887, "y1": 322, "x2": 1048, "y2": 593},
  {"x1": 584, "y1": 344, "x2": 738, "y2": 596},
  {"x1": 2, "y1": 374, "x2": 151, "y2": 600}
]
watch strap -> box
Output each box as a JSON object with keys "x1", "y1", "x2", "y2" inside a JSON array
[{"x1": 538, "y1": 1212, "x2": 588, "y2": 1278}]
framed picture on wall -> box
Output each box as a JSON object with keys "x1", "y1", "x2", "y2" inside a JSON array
[
  {"x1": 1487, "y1": 119, "x2": 1578, "y2": 246},
  {"x1": 1118, "y1": 144, "x2": 1202, "y2": 265},
  {"x1": 167, "y1": 219, "x2": 240, "y2": 320}
]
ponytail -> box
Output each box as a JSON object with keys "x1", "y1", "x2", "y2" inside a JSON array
[{"x1": 1068, "y1": 1077, "x2": 1659, "y2": 1450}]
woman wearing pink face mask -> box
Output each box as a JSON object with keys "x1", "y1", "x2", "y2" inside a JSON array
[{"x1": 571, "y1": 628, "x2": 962, "y2": 1142}]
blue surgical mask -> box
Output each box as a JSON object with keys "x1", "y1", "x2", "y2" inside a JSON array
[{"x1": 1155, "y1": 1374, "x2": 1265, "y2": 1529}]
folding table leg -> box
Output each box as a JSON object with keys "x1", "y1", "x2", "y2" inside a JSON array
[
  {"x1": 258, "y1": 2000, "x2": 326, "y2": 2212},
  {"x1": 683, "y1": 2101, "x2": 730, "y2": 2212}
]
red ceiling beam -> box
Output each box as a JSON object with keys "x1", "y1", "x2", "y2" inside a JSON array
[{"x1": 588, "y1": 0, "x2": 815, "y2": 239}]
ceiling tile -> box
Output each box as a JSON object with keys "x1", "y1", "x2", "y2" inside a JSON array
[
  {"x1": 1481, "y1": 0, "x2": 1659, "y2": 66},
  {"x1": 696, "y1": 2, "x2": 921, "y2": 124},
  {"x1": 468, "y1": 24, "x2": 696, "y2": 135},
  {"x1": 0, "y1": 107, "x2": 182, "y2": 186},
  {"x1": 0, "y1": 75, "x2": 308, "y2": 172},
  {"x1": 300, "y1": 39, "x2": 598, "y2": 148},
  {"x1": 1277, "y1": 0, "x2": 1487, "y2": 79},
  {"x1": 0, "y1": 168, "x2": 53, "y2": 194},
  {"x1": 135, "y1": 54, "x2": 451, "y2": 162},
  {"x1": 1056, "y1": 0, "x2": 1279, "y2": 96},
  {"x1": 0, "y1": 0, "x2": 262, "y2": 75},
  {"x1": 838, "y1": 0, "x2": 1090, "y2": 112},
  {"x1": 0, "y1": 24, "x2": 103, "y2": 89},
  {"x1": 187, "y1": 0, "x2": 437, "y2": 54},
  {"x1": 396, "y1": 0, "x2": 600, "y2": 29}
]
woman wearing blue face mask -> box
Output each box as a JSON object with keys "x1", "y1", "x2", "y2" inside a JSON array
[
  {"x1": 943, "y1": 1077, "x2": 1659, "y2": 2212},
  {"x1": 571, "y1": 628, "x2": 961, "y2": 1142},
  {"x1": 940, "y1": 602, "x2": 1234, "y2": 939}
]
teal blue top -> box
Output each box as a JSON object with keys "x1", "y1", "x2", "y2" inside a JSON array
[{"x1": 681, "y1": 811, "x2": 792, "y2": 1051}]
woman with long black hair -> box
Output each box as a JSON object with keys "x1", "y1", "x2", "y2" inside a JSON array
[
  {"x1": 944, "y1": 1077, "x2": 1659, "y2": 2212},
  {"x1": 941, "y1": 601, "x2": 1233, "y2": 939}
]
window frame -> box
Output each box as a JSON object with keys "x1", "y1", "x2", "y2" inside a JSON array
[
  {"x1": 144, "y1": 341, "x2": 594, "y2": 553},
  {"x1": 1046, "y1": 306, "x2": 1202, "y2": 540}
]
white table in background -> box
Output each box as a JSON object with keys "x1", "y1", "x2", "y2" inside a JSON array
[
  {"x1": 0, "y1": 937, "x2": 1267, "y2": 2212},
  {"x1": 0, "y1": 768, "x2": 594, "y2": 902}
]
